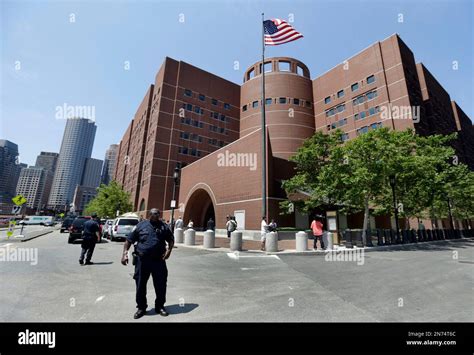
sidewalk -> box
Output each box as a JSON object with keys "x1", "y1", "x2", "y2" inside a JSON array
[
  {"x1": 0, "y1": 228, "x2": 55, "y2": 243},
  {"x1": 178, "y1": 232, "x2": 474, "y2": 255}
]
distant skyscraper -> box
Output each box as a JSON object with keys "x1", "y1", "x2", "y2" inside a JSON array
[
  {"x1": 0, "y1": 140, "x2": 24, "y2": 213},
  {"x1": 73, "y1": 185, "x2": 98, "y2": 213},
  {"x1": 48, "y1": 118, "x2": 97, "y2": 210},
  {"x1": 81, "y1": 158, "x2": 103, "y2": 188},
  {"x1": 101, "y1": 144, "x2": 118, "y2": 185},
  {"x1": 35, "y1": 152, "x2": 59, "y2": 174},
  {"x1": 16, "y1": 167, "x2": 54, "y2": 211}
]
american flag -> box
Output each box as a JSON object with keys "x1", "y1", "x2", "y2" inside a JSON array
[{"x1": 263, "y1": 19, "x2": 303, "y2": 46}]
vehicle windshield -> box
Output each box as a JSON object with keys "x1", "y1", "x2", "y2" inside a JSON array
[
  {"x1": 72, "y1": 218, "x2": 90, "y2": 227},
  {"x1": 117, "y1": 219, "x2": 139, "y2": 226}
]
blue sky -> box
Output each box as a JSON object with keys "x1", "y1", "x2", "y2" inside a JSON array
[{"x1": 1, "y1": 0, "x2": 472, "y2": 166}]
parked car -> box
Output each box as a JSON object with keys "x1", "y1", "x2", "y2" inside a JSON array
[
  {"x1": 102, "y1": 219, "x2": 114, "y2": 239},
  {"x1": 110, "y1": 217, "x2": 139, "y2": 241},
  {"x1": 68, "y1": 216, "x2": 92, "y2": 244},
  {"x1": 41, "y1": 220, "x2": 56, "y2": 227},
  {"x1": 60, "y1": 217, "x2": 75, "y2": 233}
]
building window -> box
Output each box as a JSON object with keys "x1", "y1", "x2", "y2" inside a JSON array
[
  {"x1": 366, "y1": 90, "x2": 378, "y2": 101},
  {"x1": 260, "y1": 61, "x2": 272, "y2": 73},
  {"x1": 370, "y1": 122, "x2": 381, "y2": 130},
  {"x1": 224, "y1": 103, "x2": 230, "y2": 110},
  {"x1": 279, "y1": 61, "x2": 291, "y2": 71},
  {"x1": 265, "y1": 98, "x2": 272, "y2": 105},
  {"x1": 279, "y1": 97, "x2": 287, "y2": 104},
  {"x1": 199, "y1": 94, "x2": 205, "y2": 101},
  {"x1": 252, "y1": 100, "x2": 258, "y2": 108},
  {"x1": 324, "y1": 96, "x2": 331, "y2": 104},
  {"x1": 337, "y1": 90, "x2": 344, "y2": 98},
  {"x1": 357, "y1": 126, "x2": 369, "y2": 135},
  {"x1": 212, "y1": 98, "x2": 218, "y2": 105},
  {"x1": 354, "y1": 113, "x2": 359, "y2": 120},
  {"x1": 305, "y1": 101, "x2": 312, "y2": 108},
  {"x1": 351, "y1": 83, "x2": 359, "y2": 92},
  {"x1": 296, "y1": 65, "x2": 304, "y2": 76},
  {"x1": 184, "y1": 89, "x2": 192, "y2": 97},
  {"x1": 220, "y1": 114, "x2": 226, "y2": 121},
  {"x1": 367, "y1": 75, "x2": 375, "y2": 84},
  {"x1": 360, "y1": 111, "x2": 367, "y2": 119},
  {"x1": 293, "y1": 98, "x2": 300, "y2": 105},
  {"x1": 341, "y1": 133, "x2": 349, "y2": 141},
  {"x1": 248, "y1": 68, "x2": 255, "y2": 80},
  {"x1": 337, "y1": 104, "x2": 345, "y2": 113},
  {"x1": 242, "y1": 105, "x2": 247, "y2": 112},
  {"x1": 185, "y1": 103, "x2": 192, "y2": 111}
]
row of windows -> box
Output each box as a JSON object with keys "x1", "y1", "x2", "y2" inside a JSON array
[
  {"x1": 243, "y1": 98, "x2": 312, "y2": 111},
  {"x1": 208, "y1": 138, "x2": 226, "y2": 147},
  {"x1": 324, "y1": 75, "x2": 376, "y2": 104},
  {"x1": 181, "y1": 117, "x2": 204, "y2": 128},
  {"x1": 356, "y1": 122, "x2": 382, "y2": 135},
  {"x1": 353, "y1": 90, "x2": 378, "y2": 106},
  {"x1": 182, "y1": 103, "x2": 204, "y2": 115},
  {"x1": 327, "y1": 117, "x2": 348, "y2": 130},
  {"x1": 209, "y1": 111, "x2": 227, "y2": 122},
  {"x1": 209, "y1": 125, "x2": 226, "y2": 134},
  {"x1": 179, "y1": 131, "x2": 203, "y2": 143},
  {"x1": 178, "y1": 146, "x2": 202, "y2": 157},
  {"x1": 184, "y1": 89, "x2": 231, "y2": 110},
  {"x1": 354, "y1": 106, "x2": 381, "y2": 120},
  {"x1": 325, "y1": 103, "x2": 346, "y2": 117},
  {"x1": 247, "y1": 61, "x2": 306, "y2": 80}
]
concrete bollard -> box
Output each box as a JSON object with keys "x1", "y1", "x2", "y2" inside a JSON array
[
  {"x1": 295, "y1": 231, "x2": 308, "y2": 252},
  {"x1": 174, "y1": 228, "x2": 184, "y2": 244},
  {"x1": 203, "y1": 230, "x2": 215, "y2": 248},
  {"x1": 230, "y1": 231, "x2": 242, "y2": 251},
  {"x1": 265, "y1": 232, "x2": 278, "y2": 252},
  {"x1": 184, "y1": 228, "x2": 195, "y2": 246},
  {"x1": 323, "y1": 231, "x2": 334, "y2": 250}
]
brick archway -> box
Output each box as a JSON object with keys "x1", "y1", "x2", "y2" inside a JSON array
[{"x1": 183, "y1": 187, "x2": 216, "y2": 231}]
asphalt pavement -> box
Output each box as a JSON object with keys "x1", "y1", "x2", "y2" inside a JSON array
[{"x1": 0, "y1": 229, "x2": 472, "y2": 322}]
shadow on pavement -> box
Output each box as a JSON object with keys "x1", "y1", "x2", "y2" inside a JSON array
[
  {"x1": 87, "y1": 261, "x2": 114, "y2": 265},
  {"x1": 164, "y1": 303, "x2": 199, "y2": 315},
  {"x1": 369, "y1": 239, "x2": 474, "y2": 253}
]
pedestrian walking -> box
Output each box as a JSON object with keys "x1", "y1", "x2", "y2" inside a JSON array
[
  {"x1": 311, "y1": 216, "x2": 324, "y2": 250},
  {"x1": 79, "y1": 212, "x2": 101, "y2": 265},
  {"x1": 187, "y1": 220, "x2": 194, "y2": 229},
  {"x1": 175, "y1": 216, "x2": 184, "y2": 230},
  {"x1": 226, "y1": 215, "x2": 237, "y2": 238},
  {"x1": 206, "y1": 217, "x2": 215, "y2": 231},
  {"x1": 260, "y1": 217, "x2": 269, "y2": 251},
  {"x1": 121, "y1": 208, "x2": 174, "y2": 319}
]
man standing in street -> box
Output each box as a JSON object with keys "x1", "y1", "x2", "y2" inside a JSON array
[
  {"x1": 121, "y1": 208, "x2": 174, "y2": 319},
  {"x1": 311, "y1": 216, "x2": 324, "y2": 250},
  {"x1": 79, "y1": 212, "x2": 101, "y2": 265},
  {"x1": 206, "y1": 217, "x2": 215, "y2": 231}
]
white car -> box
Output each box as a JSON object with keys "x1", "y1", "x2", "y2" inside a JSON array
[{"x1": 110, "y1": 217, "x2": 139, "y2": 241}]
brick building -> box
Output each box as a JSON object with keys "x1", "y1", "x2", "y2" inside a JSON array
[{"x1": 115, "y1": 34, "x2": 473, "y2": 231}]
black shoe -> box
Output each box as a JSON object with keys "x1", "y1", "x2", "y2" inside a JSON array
[
  {"x1": 85, "y1": 261, "x2": 94, "y2": 265},
  {"x1": 157, "y1": 307, "x2": 169, "y2": 317},
  {"x1": 134, "y1": 309, "x2": 146, "y2": 319},
  {"x1": 79, "y1": 260, "x2": 84, "y2": 265}
]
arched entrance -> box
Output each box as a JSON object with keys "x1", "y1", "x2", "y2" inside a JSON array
[{"x1": 183, "y1": 188, "x2": 215, "y2": 231}]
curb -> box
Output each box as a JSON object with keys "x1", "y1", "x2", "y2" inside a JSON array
[
  {"x1": 173, "y1": 237, "x2": 473, "y2": 255},
  {"x1": 16, "y1": 230, "x2": 54, "y2": 242}
]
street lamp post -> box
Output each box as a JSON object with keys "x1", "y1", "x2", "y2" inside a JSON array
[
  {"x1": 389, "y1": 175, "x2": 401, "y2": 243},
  {"x1": 170, "y1": 165, "x2": 181, "y2": 231}
]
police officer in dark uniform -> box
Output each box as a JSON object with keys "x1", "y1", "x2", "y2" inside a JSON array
[
  {"x1": 121, "y1": 208, "x2": 174, "y2": 319},
  {"x1": 79, "y1": 212, "x2": 101, "y2": 265}
]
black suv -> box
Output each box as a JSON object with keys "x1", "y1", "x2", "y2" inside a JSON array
[
  {"x1": 60, "y1": 217, "x2": 75, "y2": 233},
  {"x1": 68, "y1": 216, "x2": 91, "y2": 244}
]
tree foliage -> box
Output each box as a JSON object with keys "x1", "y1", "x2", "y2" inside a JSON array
[
  {"x1": 282, "y1": 127, "x2": 473, "y2": 231},
  {"x1": 84, "y1": 180, "x2": 133, "y2": 218}
]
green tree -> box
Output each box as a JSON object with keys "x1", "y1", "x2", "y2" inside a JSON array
[{"x1": 84, "y1": 180, "x2": 133, "y2": 218}]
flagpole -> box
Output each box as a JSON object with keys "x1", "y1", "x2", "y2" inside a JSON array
[{"x1": 261, "y1": 13, "x2": 267, "y2": 220}]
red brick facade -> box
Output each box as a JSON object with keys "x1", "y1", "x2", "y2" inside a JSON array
[{"x1": 115, "y1": 34, "x2": 473, "y2": 230}]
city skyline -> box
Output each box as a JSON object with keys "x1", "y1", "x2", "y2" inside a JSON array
[{"x1": 1, "y1": 0, "x2": 472, "y2": 166}]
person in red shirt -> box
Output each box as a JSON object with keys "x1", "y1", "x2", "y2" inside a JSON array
[{"x1": 310, "y1": 217, "x2": 324, "y2": 250}]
